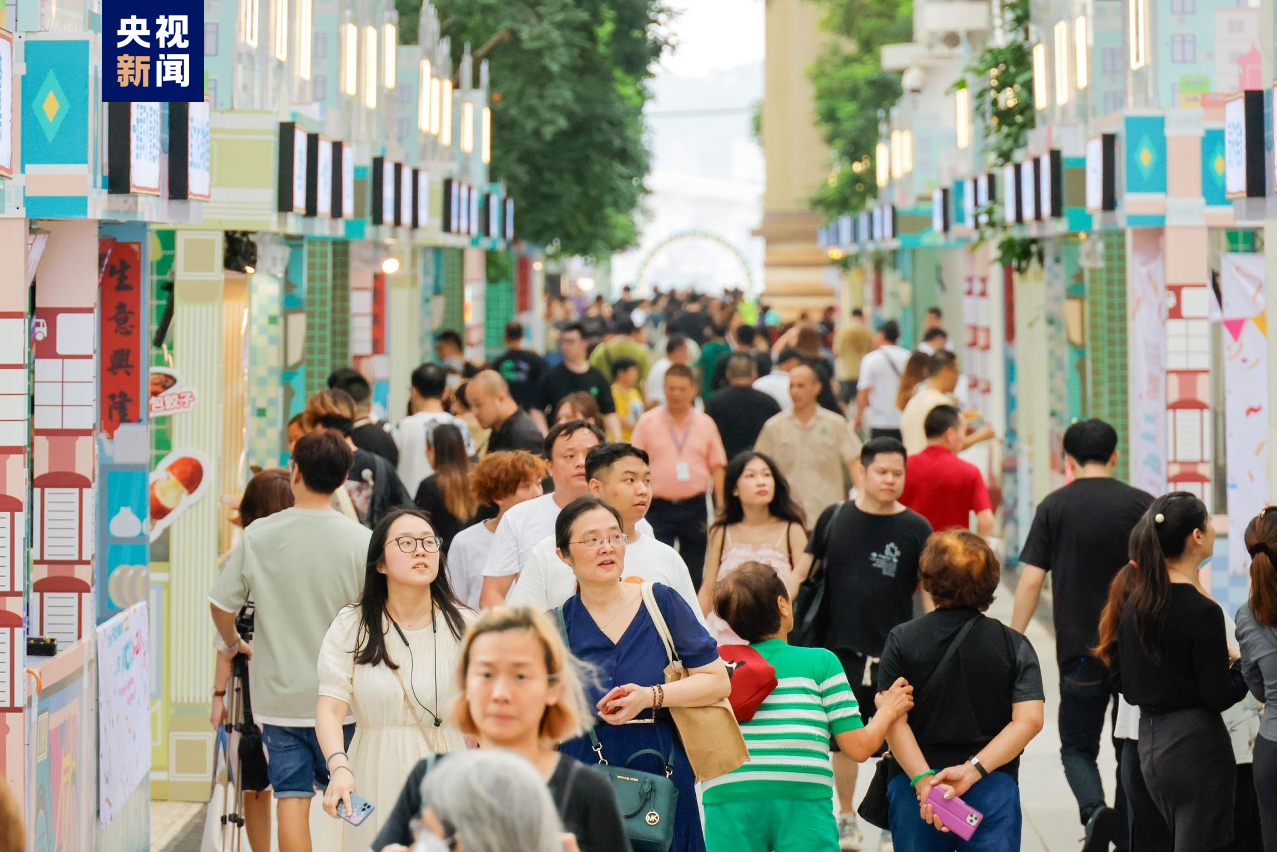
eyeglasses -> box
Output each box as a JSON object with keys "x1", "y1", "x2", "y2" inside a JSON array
[
  {"x1": 571, "y1": 533, "x2": 628, "y2": 551},
  {"x1": 390, "y1": 535, "x2": 443, "y2": 554}
]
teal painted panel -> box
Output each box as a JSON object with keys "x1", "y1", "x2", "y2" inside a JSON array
[
  {"x1": 22, "y1": 39, "x2": 91, "y2": 166},
  {"x1": 1201, "y1": 128, "x2": 1227, "y2": 207},
  {"x1": 1124, "y1": 116, "x2": 1167, "y2": 194}
]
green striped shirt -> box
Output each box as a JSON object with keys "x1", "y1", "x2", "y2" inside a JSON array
[{"x1": 701, "y1": 639, "x2": 863, "y2": 803}]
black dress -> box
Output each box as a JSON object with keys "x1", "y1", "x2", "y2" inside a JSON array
[{"x1": 413, "y1": 475, "x2": 476, "y2": 551}]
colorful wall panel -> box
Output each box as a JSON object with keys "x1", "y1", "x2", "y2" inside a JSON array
[
  {"x1": 20, "y1": 37, "x2": 93, "y2": 218},
  {"x1": 1164, "y1": 227, "x2": 1213, "y2": 507}
]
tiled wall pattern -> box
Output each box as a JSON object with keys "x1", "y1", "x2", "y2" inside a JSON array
[
  {"x1": 304, "y1": 240, "x2": 335, "y2": 398},
  {"x1": 440, "y1": 248, "x2": 465, "y2": 334},
  {"x1": 485, "y1": 276, "x2": 515, "y2": 360},
  {"x1": 246, "y1": 271, "x2": 283, "y2": 470},
  {"x1": 330, "y1": 242, "x2": 352, "y2": 372},
  {"x1": 1164, "y1": 227, "x2": 1213, "y2": 508},
  {"x1": 1084, "y1": 232, "x2": 1131, "y2": 482}
]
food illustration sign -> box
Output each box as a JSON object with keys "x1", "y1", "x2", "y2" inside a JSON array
[
  {"x1": 148, "y1": 367, "x2": 197, "y2": 417},
  {"x1": 97, "y1": 602, "x2": 150, "y2": 826},
  {"x1": 149, "y1": 450, "x2": 208, "y2": 540}
]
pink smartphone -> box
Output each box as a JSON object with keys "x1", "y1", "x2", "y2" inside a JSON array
[{"x1": 925, "y1": 788, "x2": 983, "y2": 841}]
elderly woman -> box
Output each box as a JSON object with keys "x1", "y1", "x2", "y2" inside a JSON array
[
  {"x1": 703, "y1": 562, "x2": 914, "y2": 852},
  {"x1": 880, "y1": 530, "x2": 1045, "y2": 850},
  {"x1": 554, "y1": 496, "x2": 731, "y2": 852}
]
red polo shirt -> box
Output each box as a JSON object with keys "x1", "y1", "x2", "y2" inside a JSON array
[{"x1": 900, "y1": 445, "x2": 992, "y2": 532}]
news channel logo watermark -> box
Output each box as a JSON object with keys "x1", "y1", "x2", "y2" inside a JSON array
[{"x1": 102, "y1": 0, "x2": 204, "y2": 102}]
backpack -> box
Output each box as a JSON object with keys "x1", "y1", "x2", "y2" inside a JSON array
[{"x1": 717, "y1": 645, "x2": 778, "y2": 722}]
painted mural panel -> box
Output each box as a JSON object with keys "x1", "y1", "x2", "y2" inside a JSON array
[
  {"x1": 96, "y1": 603, "x2": 150, "y2": 826},
  {"x1": 28, "y1": 640, "x2": 95, "y2": 852},
  {"x1": 1128, "y1": 230, "x2": 1168, "y2": 497}
]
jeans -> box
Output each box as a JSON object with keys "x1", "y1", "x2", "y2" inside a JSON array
[
  {"x1": 261, "y1": 723, "x2": 356, "y2": 798},
  {"x1": 648, "y1": 496, "x2": 710, "y2": 588},
  {"x1": 1059, "y1": 656, "x2": 1122, "y2": 825},
  {"x1": 886, "y1": 771, "x2": 1022, "y2": 851}
]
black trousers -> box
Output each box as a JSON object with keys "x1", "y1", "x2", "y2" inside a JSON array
[
  {"x1": 647, "y1": 496, "x2": 709, "y2": 589},
  {"x1": 1254, "y1": 735, "x2": 1277, "y2": 852}
]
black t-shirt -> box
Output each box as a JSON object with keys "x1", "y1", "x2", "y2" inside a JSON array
[
  {"x1": 488, "y1": 409, "x2": 546, "y2": 455},
  {"x1": 704, "y1": 385, "x2": 781, "y2": 462},
  {"x1": 669, "y1": 310, "x2": 712, "y2": 345},
  {"x1": 351, "y1": 421, "x2": 400, "y2": 466},
  {"x1": 492, "y1": 348, "x2": 549, "y2": 412},
  {"x1": 539, "y1": 364, "x2": 617, "y2": 419},
  {"x1": 1017, "y1": 478, "x2": 1153, "y2": 664},
  {"x1": 1115, "y1": 584, "x2": 1249, "y2": 715},
  {"x1": 809, "y1": 502, "x2": 932, "y2": 656},
  {"x1": 413, "y1": 475, "x2": 478, "y2": 551},
  {"x1": 878, "y1": 609, "x2": 1045, "y2": 780},
  {"x1": 346, "y1": 449, "x2": 413, "y2": 528},
  {"x1": 709, "y1": 351, "x2": 772, "y2": 393},
  {"x1": 371, "y1": 753, "x2": 632, "y2": 852}
]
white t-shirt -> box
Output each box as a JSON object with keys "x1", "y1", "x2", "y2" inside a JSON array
[
  {"x1": 481, "y1": 492, "x2": 653, "y2": 579},
  {"x1": 857, "y1": 345, "x2": 911, "y2": 429},
  {"x1": 506, "y1": 531, "x2": 704, "y2": 625},
  {"x1": 753, "y1": 371, "x2": 792, "y2": 411},
  {"x1": 646, "y1": 357, "x2": 672, "y2": 405},
  {"x1": 447, "y1": 521, "x2": 495, "y2": 609},
  {"x1": 389, "y1": 410, "x2": 476, "y2": 495}
]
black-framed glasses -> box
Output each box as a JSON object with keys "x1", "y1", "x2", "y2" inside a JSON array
[
  {"x1": 390, "y1": 535, "x2": 443, "y2": 554},
  {"x1": 571, "y1": 533, "x2": 628, "y2": 551}
]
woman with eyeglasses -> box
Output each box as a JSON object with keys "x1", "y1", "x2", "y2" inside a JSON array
[
  {"x1": 316, "y1": 507, "x2": 475, "y2": 849},
  {"x1": 553, "y1": 496, "x2": 731, "y2": 852}
]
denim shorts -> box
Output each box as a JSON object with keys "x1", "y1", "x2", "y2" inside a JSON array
[{"x1": 260, "y1": 723, "x2": 355, "y2": 798}]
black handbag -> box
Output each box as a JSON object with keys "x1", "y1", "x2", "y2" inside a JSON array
[
  {"x1": 789, "y1": 501, "x2": 845, "y2": 648},
  {"x1": 857, "y1": 615, "x2": 981, "y2": 829},
  {"x1": 587, "y1": 728, "x2": 679, "y2": 852}
]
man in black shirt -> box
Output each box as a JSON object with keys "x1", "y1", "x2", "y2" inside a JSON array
[
  {"x1": 709, "y1": 324, "x2": 772, "y2": 392},
  {"x1": 326, "y1": 368, "x2": 399, "y2": 466},
  {"x1": 465, "y1": 371, "x2": 545, "y2": 454},
  {"x1": 539, "y1": 322, "x2": 620, "y2": 439},
  {"x1": 1011, "y1": 418, "x2": 1153, "y2": 851},
  {"x1": 795, "y1": 436, "x2": 932, "y2": 846},
  {"x1": 490, "y1": 320, "x2": 549, "y2": 428},
  {"x1": 705, "y1": 353, "x2": 780, "y2": 461}
]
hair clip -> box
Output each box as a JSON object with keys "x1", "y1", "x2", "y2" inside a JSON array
[{"x1": 1154, "y1": 513, "x2": 1165, "y2": 524}]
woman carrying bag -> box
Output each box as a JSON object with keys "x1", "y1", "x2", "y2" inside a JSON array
[
  {"x1": 316, "y1": 508, "x2": 474, "y2": 849},
  {"x1": 553, "y1": 497, "x2": 733, "y2": 852}
]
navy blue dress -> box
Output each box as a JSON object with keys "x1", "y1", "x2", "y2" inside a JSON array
[{"x1": 559, "y1": 583, "x2": 720, "y2": 852}]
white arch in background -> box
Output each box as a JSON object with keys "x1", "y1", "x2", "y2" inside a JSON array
[{"x1": 633, "y1": 229, "x2": 756, "y2": 296}]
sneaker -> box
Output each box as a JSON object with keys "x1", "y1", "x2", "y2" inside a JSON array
[
  {"x1": 837, "y1": 814, "x2": 864, "y2": 852},
  {"x1": 876, "y1": 833, "x2": 894, "y2": 852},
  {"x1": 1082, "y1": 804, "x2": 1117, "y2": 852}
]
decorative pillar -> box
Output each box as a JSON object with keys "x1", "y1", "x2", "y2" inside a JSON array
[
  {"x1": 246, "y1": 269, "x2": 284, "y2": 470},
  {"x1": 387, "y1": 246, "x2": 420, "y2": 422}
]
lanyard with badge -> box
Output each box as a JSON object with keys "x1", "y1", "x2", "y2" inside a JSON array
[{"x1": 668, "y1": 414, "x2": 693, "y2": 482}]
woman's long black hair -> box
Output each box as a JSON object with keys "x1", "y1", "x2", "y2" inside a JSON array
[
  {"x1": 711, "y1": 451, "x2": 808, "y2": 532},
  {"x1": 1094, "y1": 491, "x2": 1208, "y2": 665},
  {"x1": 353, "y1": 507, "x2": 470, "y2": 668}
]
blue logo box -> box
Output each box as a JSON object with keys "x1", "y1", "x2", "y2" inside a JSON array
[{"x1": 102, "y1": 0, "x2": 204, "y2": 102}]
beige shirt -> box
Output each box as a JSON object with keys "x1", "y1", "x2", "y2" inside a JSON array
[
  {"x1": 901, "y1": 385, "x2": 955, "y2": 457},
  {"x1": 834, "y1": 324, "x2": 875, "y2": 381},
  {"x1": 754, "y1": 408, "x2": 861, "y2": 524}
]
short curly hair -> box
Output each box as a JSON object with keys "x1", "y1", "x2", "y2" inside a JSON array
[
  {"x1": 471, "y1": 450, "x2": 547, "y2": 506},
  {"x1": 919, "y1": 530, "x2": 1000, "y2": 611}
]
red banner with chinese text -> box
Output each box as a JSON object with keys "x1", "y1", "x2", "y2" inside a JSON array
[{"x1": 99, "y1": 240, "x2": 143, "y2": 438}]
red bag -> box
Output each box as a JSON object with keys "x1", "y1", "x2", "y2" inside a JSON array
[{"x1": 717, "y1": 645, "x2": 778, "y2": 722}]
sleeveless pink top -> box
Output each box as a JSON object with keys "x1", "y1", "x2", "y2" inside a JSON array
[{"x1": 709, "y1": 524, "x2": 794, "y2": 645}]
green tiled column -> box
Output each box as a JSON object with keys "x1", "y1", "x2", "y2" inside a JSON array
[
  {"x1": 330, "y1": 241, "x2": 352, "y2": 371},
  {"x1": 304, "y1": 240, "x2": 334, "y2": 396},
  {"x1": 440, "y1": 248, "x2": 464, "y2": 334},
  {"x1": 1084, "y1": 232, "x2": 1130, "y2": 481}
]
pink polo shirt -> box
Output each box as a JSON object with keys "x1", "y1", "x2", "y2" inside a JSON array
[{"x1": 631, "y1": 406, "x2": 728, "y2": 501}]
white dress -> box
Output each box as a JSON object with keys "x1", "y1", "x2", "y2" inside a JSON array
[{"x1": 317, "y1": 605, "x2": 472, "y2": 850}]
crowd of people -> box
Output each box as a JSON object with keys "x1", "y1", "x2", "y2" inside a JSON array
[{"x1": 204, "y1": 289, "x2": 1277, "y2": 852}]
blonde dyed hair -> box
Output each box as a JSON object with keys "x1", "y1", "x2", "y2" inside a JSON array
[{"x1": 452, "y1": 606, "x2": 592, "y2": 745}]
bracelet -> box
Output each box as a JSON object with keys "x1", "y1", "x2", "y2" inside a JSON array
[
  {"x1": 329, "y1": 765, "x2": 354, "y2": 779},
  {"x1": 910, "y1": 769, "x2": 936, "y2": 788},
  {"x1": 656, "y1": 684, "x2": 665, "y2": 709},
  {"x1": 212, "y1": 689, "x2": 226, "y2": 698},
  {"x1": 325, "y1": 751, "x2": 348, "y2": 768},
  {"x1": 213, "y1": 634, "x2": 240, "y2": 654}
]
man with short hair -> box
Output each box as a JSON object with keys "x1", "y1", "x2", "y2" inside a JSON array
[
  {"x1": 645, "y1": 333, "x2": 691, "y2": 408},
  {"x1": 833, "y1": 308, "x2": 875, "y2": 407},
  {"x1": 853, "y1": 319, "x2": 911, "y2": 440},
  {"x1": 631, "y1": 364, "x2": 728, "y2": 587},
  {"x1": 589, "y1": 316, "x2": 652, "y2": 385},
  {"x1": 917, "y1": 326, "x2": 950, "y2": 356},
  {"x1": 539, "y1": 322, "x2": 621, "y2": 439},
  {"x1": 705, "y1": 352, "x2": 781, "y2": 461},
  {"x1": 709, "y1": 324, "x2": 772, "y2": 392},
  {"x1": 327, "y1": 367, "x2": 398, "y2": 465},
  {"x1": 507, "y1": 443, "x2": 700, "y2": 617},
  {"x1": 899, "y1": 405, "x2": 994, "y2": 538},
  {"x1": 1011, "y1": 419, "x2": 1153, "y2": 851},
  {"x1": 793, "y1": 437, "x2": 932, "y2": 851},
  {"x1": 480, "y1": 421, "x2": 651, "y2": 605},
  {"x1": 490, "y1": 320, "x2": 549, "y2": 429},
  {"x1": 923, "y1": 306, "x2": 944, "y2": 333},
  {"x1": 899, "y1": 350, "x2": 995, "y2": 457},
  {"x1": 754, "y1": 362, "x2": 861, "y2": 523},
  {"x1": 209, "y1": 430, "x2": 371, "y2": 852},
  {"x1": 389, "y1": 363, "x2": 476, "y2": 495},
  {"x1": 465, "y1": 370, "x2": 545, "y2": 455},
  {"x1": 435, "y1": 329, "x2": 478, "y2": 385},
  {"x1": 697, "y1": 323, "x2": 731, "y2": 398},
  {"x1": 752, "y1": 347, "x2": 805, "y2": 412}
]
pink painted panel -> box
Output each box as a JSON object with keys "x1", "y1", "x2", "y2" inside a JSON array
[{"x1": 1166, "y1": 137, "x2": 1202, "y2": 198}]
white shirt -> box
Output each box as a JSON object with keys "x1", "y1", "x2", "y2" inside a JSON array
[
  {"x1": 389, "y1": 411, "x2": 476, "y2": 495},
  {"x1": 753, "y1": 371, "x2": 792, "y2": 411},
  {"x1": 482, "y1": 492, "x2": 653, "y2": 579},
  {"x1": 857, "y1": 345, "x2": 911, "y2": 429},
  {"x1": 447, "y1": 522, "x2": 494, "y2": 609},
  {"x1": 506, "y1": 532, "x2": 705, "y2": 625},
  {"x1": 646, "y1": 357, "x2": 672, "y2": 405}
]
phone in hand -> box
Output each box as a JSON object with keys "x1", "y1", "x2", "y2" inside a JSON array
[
  {"x1": 336, "y1": 793, "x2": 375, "y2": 827},
  {"x1": 924, "y1": 787, "x2": 983, "y2": 841}
]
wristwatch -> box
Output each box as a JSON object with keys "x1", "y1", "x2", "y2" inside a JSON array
[{"x1": 968, "y1": 756, "x2": 989, "y2": 778}]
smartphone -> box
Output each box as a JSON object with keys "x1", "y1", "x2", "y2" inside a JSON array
[
  {"x1": 924, "y1": 788, "x2": 983, "y2": 841},
  {"x1": 336, "y1": 793, "x2": 375, "y2": 827}
]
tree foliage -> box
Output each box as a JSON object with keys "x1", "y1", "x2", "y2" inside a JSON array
[
  {"x1": 806, "y1": 0, "x2": 912, "y2": 218},
  {"x1": 399, "y1": 0, "x2": 674, "y2": 258}
]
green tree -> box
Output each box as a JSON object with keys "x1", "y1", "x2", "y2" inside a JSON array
[{"x1": 400, "y1": 0, "x2": 673, "y2": 258}]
